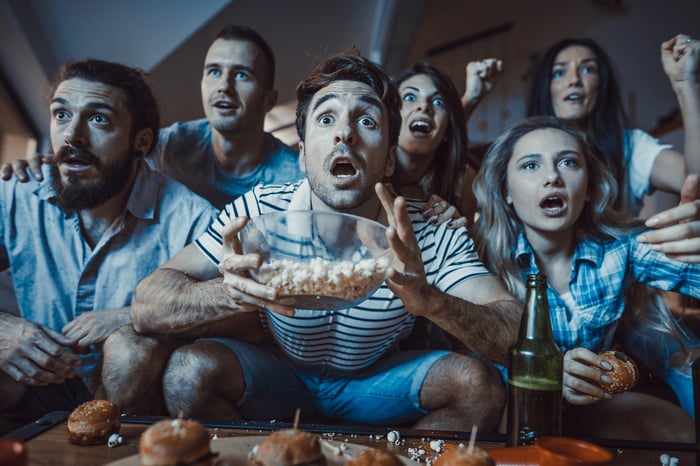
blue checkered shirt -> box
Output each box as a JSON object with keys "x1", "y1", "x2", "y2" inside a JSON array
[{"x1": 514, "y1": 230, "x2": 700, "y2": 353}]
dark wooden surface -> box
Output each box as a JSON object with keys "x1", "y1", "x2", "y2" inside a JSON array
[{"x1": 4, "y1": 413, "x2": 696, "y2": 465}]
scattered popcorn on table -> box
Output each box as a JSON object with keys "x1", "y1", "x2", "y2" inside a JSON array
[
  {"x1": 107, "y1": 433, "x2": 123, "y2": 448},
  {"x1": 429, "y1": 439, "x2": 444, "y2": 453},
  {"x1": 387, "y1": 430, "x2": 400, "y2": 444}
]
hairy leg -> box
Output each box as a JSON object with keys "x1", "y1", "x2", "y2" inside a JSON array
[
  {"x1": 564, "y1": 391, "x2": 694, "y2": 442},
  {"x1": 163, "y1": 340, "x2": 245, "y2": 419},
  {"x1": 414, "y1": 354, "x2": 505, "y2": 431},
  {"x1": 100, "y1": 326, "x2": 178, "y2": 415}
]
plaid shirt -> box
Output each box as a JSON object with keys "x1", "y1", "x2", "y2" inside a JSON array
[{"x1": 514, "y1": 230, "x2": 700, "y2": 353}]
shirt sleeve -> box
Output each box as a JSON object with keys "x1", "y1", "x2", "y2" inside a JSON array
[
  {"x1": 425, "y1": 223, "x2": 491, "y2": 293},
  {"x1": 194, "y1": 190, "x2": 264, "y2": 265},
  {"x1": 625, "y1": 129, "x2": 674, "y2": 201},
  {"x1": 629, "y1": 233, "x2": 700, "y2": 297}
]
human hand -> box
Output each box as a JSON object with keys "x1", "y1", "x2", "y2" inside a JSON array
[
  {"x1": 637, "y1": 173, "x2": 700, "y2": 262},
  {"x1": 462, "y1": 58, "x2": 503, "y2": 113},
  {"x1": 661, "y1": 34, "x2": 699, "y2": 88},
  {"x1": 0, "y1": 153, "x2": 53, "y2": 182},
  {"x1": 562, "y1": 347, "x2": 613, "y2": 405},
  {"x1": 0, "y1": 313, "x2": 81, "y2": 385},
  {"x1": 421, "y1": 194, "x2": 467, "y2": 229},
  {"x1": 376, "y1": 183, "x2": 433, "y2": 315},
  {"x1": 62, "y1": 308, "x2": 132, "y2": 348},
  {"x1": 217, "y1": 217, "x2": 295, "y2": 316}
]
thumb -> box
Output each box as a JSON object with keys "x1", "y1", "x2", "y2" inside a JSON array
[{"x1": 680, "y1": 174, "x2": 700, "y2": 205}]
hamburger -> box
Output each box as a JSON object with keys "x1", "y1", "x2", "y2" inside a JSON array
[
  {"x1": 139, "y1": 418, "x2": 215, "y2": 466},
  {"x1": 252, "y1": 428, "x2": 325, "y2": 466},
  {"x1": 598, "y1": 350, "x2": 639, "y2": 394},
  {"x1": 347, "y1": 447, "x2": 403, "y2": 466},
  {"x1": 434, "y1": 444, "x2": 495, "y2": 466},
  {"x1": 66, "y1": 399, "x2": 120, "y2": 446}
]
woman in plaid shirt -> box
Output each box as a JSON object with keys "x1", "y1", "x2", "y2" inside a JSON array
[{"x1": 473, "y1": 116, "x2": 697, "y2": 441}]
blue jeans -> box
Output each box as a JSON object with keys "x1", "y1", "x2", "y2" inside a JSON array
[{"x1": 211, "y1": 339, "x2": 451, "y2": 425}]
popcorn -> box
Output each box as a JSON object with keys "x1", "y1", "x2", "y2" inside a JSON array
[{"x1": 255, "y1": 256, "x2": 389, "y2": 304}]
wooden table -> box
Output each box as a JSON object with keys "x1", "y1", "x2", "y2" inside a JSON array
[{"x1": 2, "y1": 412, "x2": 696, "y2": 465}]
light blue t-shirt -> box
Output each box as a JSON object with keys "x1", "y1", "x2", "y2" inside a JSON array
[
  {"x1": 0, "y1": 161, "x2": 218, "y2": 389},
  {"x1": 150, "y1": 118, "x2": 303, "y2": 209}
]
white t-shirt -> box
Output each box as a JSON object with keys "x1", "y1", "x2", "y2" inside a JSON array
[{"x1": 624, "y1": 128, "x2": 673, "y2": 216}]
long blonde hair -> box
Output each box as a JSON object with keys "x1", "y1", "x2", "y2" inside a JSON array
[
  {"x1": 473, "y1": 116, "x2": 686, "y2": 350},
  {"x1": 473, "y1": 116, "x2": 638, "y2": 299}
]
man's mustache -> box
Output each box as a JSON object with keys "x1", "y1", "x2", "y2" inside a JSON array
[{"x1": 55, "y1": 145, "x2": 100, "y2": 165}]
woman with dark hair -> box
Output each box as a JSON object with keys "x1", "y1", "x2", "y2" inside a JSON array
[
  {"x1": 526, "y1": 34, "x2": 700, "y2": 418},
  {"x1": 527, "y1": 35, "x2": 700, "y2": 217},
  {"x1": 472, "y1": 116, "x2": 696, "y2": 441},
  {"x1": 391, "y1": 62, "x2": 479, "y2": 225}
]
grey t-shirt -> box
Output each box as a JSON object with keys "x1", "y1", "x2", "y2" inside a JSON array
[{"x1": 149, "y1": 118, "x2": 303, "y2": 208}]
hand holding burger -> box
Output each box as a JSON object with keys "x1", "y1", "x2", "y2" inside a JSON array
[{"x1": 598, "y1": 350, "x2": 639, "y2": 394}]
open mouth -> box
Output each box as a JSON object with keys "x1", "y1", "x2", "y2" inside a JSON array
[
  {"x1": 564, "y1": 93, "x2": 584, "y2": 102},
  {"x1": 331, "y1": 160, "x2": 357, "y2": 178},
  {"x1": 213, "y1": 100, "x2": 237, "y2": 110},
  {"x1": 409, "y1": 119, "x2": 432, "y2": 134},
  {"x1": 539, "y1": 193, "x2": 566, "y2": 214}
]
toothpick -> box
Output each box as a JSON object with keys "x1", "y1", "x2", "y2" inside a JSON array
[
  {"x1": 293, "y1": 408, "x2": 301, "y2": 429},
  {"x1": 467, "y1": 424, "x2": 477, "y2": 455}
]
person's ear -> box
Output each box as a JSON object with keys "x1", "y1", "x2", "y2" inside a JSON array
[
  {"x1": 298, "y1": 141, "x2": 307, "y2": 173},
  {"x1": 133, "y1": 128, "x2": 153, "y2": 158},
  {"x1": 384, "y1": 145, "x2": 396, "y2": 178}
]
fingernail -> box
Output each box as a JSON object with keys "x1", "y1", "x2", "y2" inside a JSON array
[
  {"x1": 600, "y1": 374, "x2": 612, "y2": 384},
  {"x1": 601, "y1": 360, "x2": 612, "y2": 370},
  {"x1": 603, "y1": 392, "x2": 613, "y2": 399},
  {"x1": 646, "y1": 217, "x2": 660, "y2": 227},
  {"x1": 636, "y1": 234, "x2": 647, "y2": 243}
]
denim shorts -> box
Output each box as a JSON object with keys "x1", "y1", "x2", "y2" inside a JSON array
[{"x1": 210, "y1": 338, "x2": 451, "y2": 425}]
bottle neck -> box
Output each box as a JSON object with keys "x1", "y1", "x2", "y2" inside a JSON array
[{"x1": 519, "y1": 276, "x2": 554, "y2": 341}]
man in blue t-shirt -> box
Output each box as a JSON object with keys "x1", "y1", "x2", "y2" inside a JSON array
[
  {"x1": 2, "y1": 26, "x2": 302, "y2": 210},
  {"x1": 149, "y1": 25, "x2": 303, "y2": 208}
]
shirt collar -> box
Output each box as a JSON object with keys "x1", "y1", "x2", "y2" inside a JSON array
[
  {"x1": 514, "y1": 229, "x2": 604, "y2": 272},
  {"x1": 288, "y1": 179, "x2": 311, "y2": 210}
]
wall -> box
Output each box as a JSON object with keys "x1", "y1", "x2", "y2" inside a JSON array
[{"x1": 406, "y1": 0, "x2": 700, "y2": 144}]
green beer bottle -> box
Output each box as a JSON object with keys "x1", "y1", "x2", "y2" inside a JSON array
[{"x1": 506, "y1": 273, "x2": 563, "y2": 446}]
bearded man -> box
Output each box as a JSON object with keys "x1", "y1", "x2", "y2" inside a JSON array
[{"x1": 0, "y1": 59, "x2": 216, "y2": 430}]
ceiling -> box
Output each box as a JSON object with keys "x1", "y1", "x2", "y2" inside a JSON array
[{"x1": 2, "y1": 0, "x2": 700, "y2": 153}]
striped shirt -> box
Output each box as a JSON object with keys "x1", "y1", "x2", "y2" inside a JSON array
[
  {"x1": 514, "y1": 230, "x2": 700, "y2": 353},
  {"x1": 196, "y1": 180, "x2": 490, "y2": 371}
]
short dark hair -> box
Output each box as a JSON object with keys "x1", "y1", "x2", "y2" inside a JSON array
[
  {"x1": 295, "y1": 50, "x2": 401, "y2": 148},
  {"x1": 50, "y1": 59, "x2": 160, "y2": 154},
  {"x1": 214, "y1": 25, "x2": 275, "y2": 89}
]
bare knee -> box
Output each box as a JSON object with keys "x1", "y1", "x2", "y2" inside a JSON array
[
  {"x1": 421, "y1": 354, "x2": 505, "y2": 430},
  {"x1": 101, "y1": 326, "x2": 176, "y2": 414},
  {"x1": 163, "y1": 340, "x2": 243, "y2": 417},
  {"x1": 104, "y1": 326, "x2": 163, "y2": 364}
]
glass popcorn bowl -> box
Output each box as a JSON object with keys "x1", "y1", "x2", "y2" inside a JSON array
[{"x1": 239, "y1": 210, "x2": 393, "y2": 310}]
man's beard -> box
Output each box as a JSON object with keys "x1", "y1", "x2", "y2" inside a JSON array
[{"x1": 50, "y1": 145, "x2": 135, "y2": 211}]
